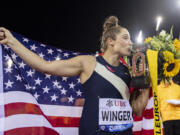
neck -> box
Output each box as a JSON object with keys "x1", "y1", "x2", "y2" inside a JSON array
[{"x1": 102, "y1": 50, "x2": 121, "y2": 67}]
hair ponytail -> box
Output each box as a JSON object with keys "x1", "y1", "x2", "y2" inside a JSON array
[{"x1": 100, "y1": 16, "x2": 123, "y2": 53}]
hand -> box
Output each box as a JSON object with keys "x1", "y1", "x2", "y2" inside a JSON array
[
  {"x1": 0, "y1": 30, "x2": 5, "y2": 40},
  {"x1": 138, "y1": 62, "x2": 144, "y2": 72},
  {"x1": 0, "y1": 27, "x2": 16, "y2": 45}
]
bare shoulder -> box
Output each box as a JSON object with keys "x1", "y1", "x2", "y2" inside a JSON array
[
  {"x1": 78, "y1": 55, "x2": 96, "y2": 83},
  {"x1": 76, "y1": 55, "x2": 96, "y2": 65},
  {"x1": 71, "y1": 54, "x2": 96, "y2": 71},
  {"x1": 63, "y1": 54, "x2": 96, "y2": 67}
]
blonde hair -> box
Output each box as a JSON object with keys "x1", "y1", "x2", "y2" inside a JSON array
[{"x1": 100, "y1": 16, "x2": 123, "y2": 53}]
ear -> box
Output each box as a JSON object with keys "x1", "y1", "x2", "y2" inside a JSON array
[{"x1": 107, "y1": 37, "x2": 114, "y2": 47}]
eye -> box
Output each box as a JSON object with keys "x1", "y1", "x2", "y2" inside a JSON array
[{"x1": 123, "y1": 36, "x2": 129, "y2": 39}]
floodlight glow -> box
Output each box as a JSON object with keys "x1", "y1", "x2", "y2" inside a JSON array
[
  {"x1": 136, "y1": 30, "x2": 143, "y2": 44},
  {"x1": 156, "y1": 16, "x2": 163, "y2": 31},
  {"x1": 7, "y1": 59, "x2": 13, "y2": 68},
  {"x1": 178, "y1": 0, "x2": 180, "y2": 7}
]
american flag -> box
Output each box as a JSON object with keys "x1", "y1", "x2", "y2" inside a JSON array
[
  {"x1": 0, "y1": 32, "x2": 154, "y2": 135},
  {"x1": 133, "y1": 89, "x2": 155, "y2": 135}
]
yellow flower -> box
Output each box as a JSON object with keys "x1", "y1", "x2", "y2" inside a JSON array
[
  {"x1": 163, "y1": 51, "x2": 174, "y2": 63},
  {"x1": 163, "y1": 59, "x2": 180, "y2": 77},
  {"x1": 145, "y1": 37, "x2": 152, "y2": 44},
  {"x1": 174, "y1": 38, "x2": 180, "y2": 51},
  {"x1": 144, "y1": 28, "x2": 179, "y2": 82}
]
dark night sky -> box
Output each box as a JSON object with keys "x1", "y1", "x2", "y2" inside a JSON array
[{"x1": 1, "y1": 0, "x2": 180, "y2": 53}]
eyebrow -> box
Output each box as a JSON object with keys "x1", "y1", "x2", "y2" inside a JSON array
[{"x1": 122, "y1": 34, "x2": 130, "y2": 38}]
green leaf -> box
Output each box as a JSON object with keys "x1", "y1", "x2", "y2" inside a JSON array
[
  {"x1": 175, "y1": 51, "x2": 180, "y2": 59},
  {"x1": 170, "y1": 26, "x2": 174, "y2": 39}
]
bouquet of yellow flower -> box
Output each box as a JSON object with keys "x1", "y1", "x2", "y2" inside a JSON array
[{"x1": 145, "y1": 28, "x2": 180, "y2": 82}]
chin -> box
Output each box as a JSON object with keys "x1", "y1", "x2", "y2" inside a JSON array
[
  {"x1": 118, "y1": 50, "x2": 130, "y2": 56},
  {"x1": 124, "y1": 52, "x2": 131, "y2": 56}
]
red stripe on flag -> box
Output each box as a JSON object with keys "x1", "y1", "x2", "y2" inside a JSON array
[
  {"x1": 133, "y1": 131, "x2": 142, "y2": 135},
  {"x1": 5, "y1": 103, "x2": 42, "y2": 116},
  {"x1": 5, "y1": 102, "x2": 80, "y2": 127},
  {"x1": 133, "y1": 114, "x2": 142, "y2": 121},
  {"x1": 5, "y1": 127, "x2": 59, "y2": 135},
  {"x1": 141, "y1": 129, "x2": 154, "y2": 135},
  {"x1": 142, "y1": 108, "x2": 154, "y2": 119},
  {"x1": 47, "y1": 116, "x2": 80, "y2": 127}
]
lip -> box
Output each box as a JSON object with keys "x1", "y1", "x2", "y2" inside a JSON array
[
  {"x1": 128, "y1": 46, "x2": 134, "y2": 52},
  {"x1": 129, "y1": 46, "x2": 132, "y2": 50}
]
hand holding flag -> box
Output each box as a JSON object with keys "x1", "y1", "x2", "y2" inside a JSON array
[{"x1": 0, "y1": 29, "x2": 5, "y2": 40}]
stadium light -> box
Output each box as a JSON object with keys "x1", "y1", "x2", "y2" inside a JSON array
[
  {"x1": 136, "y1": 30, "x2": 143, "y2": 44},
  {"x1": 178, "y1": 0, "x2": 180, "y2": 7},
  {"x1": 156, "y1": 16, "x2": 163, "y2": 31}
]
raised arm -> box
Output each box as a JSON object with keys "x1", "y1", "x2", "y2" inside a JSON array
[
  {"x1": 130, "y1": 88, "x2": 150, "y2": 116},
  {"x1": 0, "y1": 27, "x2": 87, "y2": 77}
]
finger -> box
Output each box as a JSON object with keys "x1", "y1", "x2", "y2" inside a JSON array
[
  {"x1": 0, "y1": 31, "x2": 5, "y2": 39},
  {"x1": 0, "y1": 39, "x2": 7, "y2": 44},
  {"x1": 0, "y1": 28, "x2": 12, "y2": 37},
  {"x1": 0, "y1": 31, "x2": 4, "y2": 35},
  {"x1": 0, "y1": 27, "x2": 7, "y2": 31},
  {"x1": 0, "y1": 37, "x2": 5, "y2": 40},
  {"x1": 0, "y1": 28, "x2": 7, "y2": 37}
]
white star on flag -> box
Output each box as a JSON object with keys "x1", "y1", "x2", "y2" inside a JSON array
[
  {"x1": 19, "y1": 61, "x2": 26, "y2": 68},
  {"x1": 51, "y1": 94, "x2": 58, "y2": 101},
  {"x1": 73, "y1": 52, "x2": 79, "y2": 55},
  {"x1": 27, "y1": 69, "x2": 34, "y2": 77},
  {"x1": 15, "y1": 74, "x2": 22, "y2": 81},
  {"x1": 53, "y1": 80, "x2": 60, "y2": 87},
  {"x1": 68, "y1": 95, "x2": 74, "y2": 103},
  {"x1": 76, "y1": 90, "x2": 82, "y2": 96},
  {"x1": 57, "y1": 49, "x2": 62, "y2": 52},
  {"x1": 54, "y1": 55, "x2": 61, "y2": 60},
  {"x1": 30, "y1": 44, "x2": 37, "y2": 51},
  {"x1": 25, "y1": 84, "x2": 31, "y2": 90},
  {"x1": 3, "y1": 45, "x2": 10, "y2": 50},
  {"x1": 77, "y1": 78, "x2": 81, "y2": 83},
  {"x1": 47, "y1": 49, "x2": 54, "y2": 54},
  {"x1": 34, "y1": 92, "x2": 40, "y2": 100},
  {"x1": 5, "y1": 80, "x2": 14, "y2": 88},
  {"x1": 11, "y1": 53, "x2": 18, "y2": 60},
  {"x1": 45, "y1": 74, "x2": 51, "y2": 79},
  {"x1": 4, "y1": 55, "x2": 10, "y2": 60},
  {"x1": 39, "y1": 52, "x2": 45, "y2": 58},
  {"x1": 22, "y1": 38, "x2": 29, "y2": 43},
  {"x1": 62, "y1": 77, "x2": 68, "y2": 81},
  {"x1": 60, "y1": 88, "x2": 67, "y2": 95},
  {"x1": 4, "y1": 67, "x2": 12, "y2": 73},
  {"x1": 69, "y1": 82, "x2": 75, "y2": 89},
  {"x1": 43, "y1": 86, "x2": 50, "y2": 93},
  {"x1": 40, "y1": 44, "x2": 46, "y2": 47},
  {"x1": 35, "y1": 78, "x2": 42, "y2": 85},
  {"x1": 63, "y1": 53, "x2": 69, "y2": 57}
]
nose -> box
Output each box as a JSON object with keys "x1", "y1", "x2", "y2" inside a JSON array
[{"x1": 129, "y1": 39, "x2": 133, "y2": 46}]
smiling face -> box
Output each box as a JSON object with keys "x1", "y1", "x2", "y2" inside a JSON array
[{"x1": 107, "y1": 28, "x2": 132, "y2": 56}]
